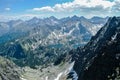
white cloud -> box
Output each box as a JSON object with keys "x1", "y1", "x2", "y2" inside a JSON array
[
  {"x1": 32, "y1": 0, "x2": 115, "y2": 13},
  {"x1": 29, "y1": 0, "x2": 120, "y2": 18},
  {"x1": 0, "y1": 14, "x2": 44, "y2": 22},
  {"x1": 113, "y1": 0, "x2": 120, "y2": 11},
  {"x1": 33, "y1": 6, "x2": 54, "y2": 12},
  {"x1": 5, "y1": 8, "x2": 11, "y2": 11}
]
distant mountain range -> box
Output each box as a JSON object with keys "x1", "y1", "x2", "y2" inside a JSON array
[{"x1": 0, "y1": 16, "x2": 108, "y2": 43}]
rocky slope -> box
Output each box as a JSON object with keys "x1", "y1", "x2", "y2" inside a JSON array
[
  {"x1": 71, "y1": 17, "x2": 120, "y2": 80},
  {"x1": 0, "y1": 56, "x2": 20, "y2": 80}
]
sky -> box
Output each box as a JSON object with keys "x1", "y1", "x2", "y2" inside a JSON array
[{"x1": 0, "y1": 0, "x2": 120, "y2": 21}]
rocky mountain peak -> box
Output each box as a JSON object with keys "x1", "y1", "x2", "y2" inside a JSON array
[{"x1": 71, "y1": 16, "x2": 120, "y2": 80}]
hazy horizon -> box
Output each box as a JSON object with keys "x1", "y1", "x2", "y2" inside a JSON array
[
  {"x1": 0, "y1": 0, "x2": 120, "y2": 22},
  {"x1": 0, "y1": 15, "x2": 110, "y2": 22}
]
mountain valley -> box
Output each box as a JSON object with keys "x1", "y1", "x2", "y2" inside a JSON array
[{"x1": 1, "y1": 16, "x2": 117, "y2": 80}]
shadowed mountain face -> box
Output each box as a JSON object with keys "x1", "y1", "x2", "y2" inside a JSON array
[{"x1": 71, "y1": 17, "x2": 120, "y2": 80}]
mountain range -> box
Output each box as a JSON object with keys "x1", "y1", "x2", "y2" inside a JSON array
[
  {"x1": 0, "y1": 16, "x2": 108, "y2": 43},
  {"x1": 1, "y1": 16, "x2": 118, "y2": 80}
]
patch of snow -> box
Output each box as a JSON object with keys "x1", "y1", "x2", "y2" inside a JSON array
[
  {"x1": 45, "y1": 76, "x2": 48, "y2": 80},
  {"x1": 75, "y1": 22, "x2": 80, "y2": 30},
  {"x1": 70, "y1": 68, "x2": 78, "y2": 80},
  {"x1": 31, "y1": 44, "x2": 37, "y2": 50},
  {"x1": 67, "y1": 28, "x2": 75, "y2": 35},
  {"x1": 20, "y1": 77, "x2": 27, "y2": 80},
  {"x1": 13, "y1": 21, "x2": 23, "y2": 27},
  {"x1": 64, "y1": 62, "x2": 78, "y2": 80},
  {"x1": 72, "y1": 70, "x2": 78, "y2": 80},
  {"x1": 88, "y1": 24, "x2": 103, "y2": 35},
  {"x1": 64, "y1": 62, "x2": 75, "y2": 75},
  {"x1": 54, "y1": 62, "x2": 75, "y2": 80},
  {"x1": 51, "y1": 19, "x2": 58, "y2": 24},
  {"x1": 111, "y1": 33, "x2": 117, "y2": 41},
  {"x1": 54, "y1": 72, "x2": 63, "y2": 80}
]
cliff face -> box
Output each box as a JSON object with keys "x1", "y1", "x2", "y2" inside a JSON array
[{"x1": 72, "y1": 17, "x2": 120, "y2": 80}]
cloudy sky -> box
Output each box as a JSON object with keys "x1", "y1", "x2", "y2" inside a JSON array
[{"x1": 0, "y1": 0, "x2": 120, "y2": 21}]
